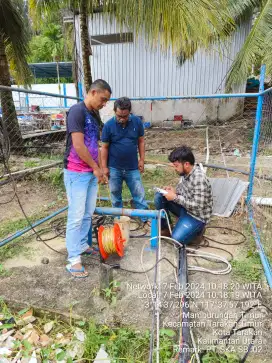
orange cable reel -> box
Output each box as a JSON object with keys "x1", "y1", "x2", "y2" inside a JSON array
[{"x1": 98, "y1": 223, "x2": 126, "y2": 260}]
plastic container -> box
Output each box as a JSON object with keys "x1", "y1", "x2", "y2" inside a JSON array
[
  {"x1": 114, "y1": 216, "x2": 130, "y2": 246},
  {"x1": 94, "y1": 344, "x2": 110, "y2": 363},
  {"x1": 144, "y1": 121, "x2": 151, "y2": 128}
]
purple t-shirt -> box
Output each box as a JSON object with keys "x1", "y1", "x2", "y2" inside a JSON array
[{"x1": 64, "y1": 102, "x2": 100, "y2": 172}]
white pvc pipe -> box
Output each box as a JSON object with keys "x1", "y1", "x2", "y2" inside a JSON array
[{"x1": 251, "y1": 197, "x2": 272, "y2": 206}]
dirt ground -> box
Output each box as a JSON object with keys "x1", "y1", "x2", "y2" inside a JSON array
[
  {"x1": 1, "y1": 126, "x2": 272, "y2": 362},
  {"x1": 0, "y1": 217, "x2": 271, "y2": 362}
]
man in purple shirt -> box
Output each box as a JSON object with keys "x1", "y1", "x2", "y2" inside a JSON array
[{"x1": 64, "y1": 79, "x2": 111, "y2": 278}]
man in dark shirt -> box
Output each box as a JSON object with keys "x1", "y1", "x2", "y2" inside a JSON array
[
  {"x1": 64, "y1": 79, "x2": 111, "y2": 278},
  {"x1": 101, "y1": 97, "x2": 149, "y2": 223}
]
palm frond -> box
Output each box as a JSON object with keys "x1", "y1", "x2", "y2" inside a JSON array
[
  {"x1": 227, "y1": 0, "x2": 258, "y2": 24},
  {"x1": 0, "y1": 0, "x2": 31, "y2": 85},
  {"x1": 226, "y1": 0, "x2": 272, "y2": 91},
  {"x1": 29, "y1": 0, "x2": 62, "y2": 28},
  {"x1": 262, "y1": 29, "x2": 272, "y2": 76},
  {"x1": 104, "y1": 0, "x2": 235, "y2": 59}
]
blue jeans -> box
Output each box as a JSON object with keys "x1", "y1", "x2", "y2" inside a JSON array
[
  {"x1": 154, "y1": 192, "x2": 205, "y2": 245},
  {"x1": 64, "y1": 169, "x2": 98, "y2": 265},
  {"x1": 109, "y1": 167, "x2": 148, "y2": 222}
]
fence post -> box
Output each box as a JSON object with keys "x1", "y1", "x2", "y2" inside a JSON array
[
  {"x1": 78, "y1": 82, "x2": 83, "y2": 100},
  {"x1": 63, "y1": 83, "x2": 68, "y2": 108},
  {"x1": 247, "y1": 64, "x2": 266, "y2": 203}
]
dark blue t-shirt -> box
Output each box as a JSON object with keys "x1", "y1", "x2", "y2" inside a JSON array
[{"x1": 101, "y1": 115, "x2": 144, "y2": 170}]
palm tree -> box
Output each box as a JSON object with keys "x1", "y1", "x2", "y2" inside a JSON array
[
  {"x1": 104, "y1": 0, "x2": 235, "y2": 61},
  {"x1": 29, "y1": 0, "x2": 99, "y2": 93},
  {"x1": 226, "y1": 0, "x2": 272, "y2": 91},
  {"x1": 0, "y1": 0, "x2": 30, "y2": 146},
  {"x1": 105, "y1": 0, "x2": 271, "y2": 92}
]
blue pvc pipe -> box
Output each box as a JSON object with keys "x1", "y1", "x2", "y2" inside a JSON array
[
  {"x1": 0, "y1": 200, "x2": 157, "y2": 247},
  {"x1": 110, "y1": 93, "x2": 260, "y2": 101},
  {"x1": 151, "y1": 218, "x2": 159, "y2": 248},
  {"x1": 247, "y1": 64, "x2": 266, "y2": 203},
  {"x1": 259, "y1": 86, "x2": 272, "y2": 96},
  {"x1": 0, "y1": 85, "x2": 260, "y2": 103},
  {"x1": 248, "y1": 205, "x2": 272, "y2": 288},
  {"x1": 95, "y1": 207, "x2": 160, "y2": 218},
  {"x1": 0, "y1": 207, "x2": 68, "y2": 247},
  {"x1": 0, "y1": 85, "x2": 80, "y2": 101},
  {"x1": 63, "y1": 83, "x2": 68, "y2": 108}
]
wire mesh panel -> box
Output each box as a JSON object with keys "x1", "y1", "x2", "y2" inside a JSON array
[
  {"x1": 251, "y1": 90, "x2": 272, "y2": 264},
  {"x1": 0, "y1": 87, "x2": 80, "y2": 181}
]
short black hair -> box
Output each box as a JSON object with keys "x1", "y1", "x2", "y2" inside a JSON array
[
  {"x1": 114, "y1": 97, "x2": 131, "y2": 112},
  {"x1": 89, "y1": 79, "x2": 112, "y2": 94},
  {"x1": 168, "y1": 146, "x2": 195, "y2": 165}
]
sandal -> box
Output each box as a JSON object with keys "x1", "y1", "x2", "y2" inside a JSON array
[
  {"x1": 81, "y1": 246, "x2": 99, "y2": 256},
  {"x1": 66, "y1": 264, "x2": 88, "y2": 278}
]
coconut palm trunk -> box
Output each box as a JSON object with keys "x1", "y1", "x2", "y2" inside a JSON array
[
  {"x1": 79, "y1": 0, "x2": 92, "y2": 93},
  {"x1": 0, "y1": 35, "x2": 22, "y2": 147}
]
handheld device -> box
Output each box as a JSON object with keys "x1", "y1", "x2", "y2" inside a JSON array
[{"x1": 153, "y1": 187, "x2": 168, "y2": 195}]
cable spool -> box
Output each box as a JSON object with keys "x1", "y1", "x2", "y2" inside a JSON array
[{"x1": 98, "y1": 223, "x2": 126, "y2": 259}]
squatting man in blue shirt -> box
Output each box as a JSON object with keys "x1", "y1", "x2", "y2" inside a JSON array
[
  {"x1": 154, "y1": 146, "x2": 213, "y2": 244},
  {"x1": 101, "y1": 97, "x2": 149, "y2": 226}
]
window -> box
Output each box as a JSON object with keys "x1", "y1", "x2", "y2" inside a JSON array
[{"x1": 91, "y1": 33, "x2": 133, "y2": 45}]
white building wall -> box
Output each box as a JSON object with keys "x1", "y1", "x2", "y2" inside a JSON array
[
  {"x1": 85, "y1": 14, "x2": 250, "y2": 97},
  {"x1": 74, "y1": 14, "x2": 251, "y2": 124}
]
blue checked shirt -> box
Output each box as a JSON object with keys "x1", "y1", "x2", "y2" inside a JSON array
[{"x1": 173, "y1": 165, "x2": 213, "y2": 223}]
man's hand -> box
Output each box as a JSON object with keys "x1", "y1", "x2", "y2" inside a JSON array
[
  {"x1": 93, "y1": 167, "x2": 104, "y2": 183},
  {"x1": 138, "y1": 159, "x2": 144, "y2": 173},
  {"x1": 164, "y1": 190, "x2": 177, "y2": 201},
  {"x1": 164, "y1": 186, "x2": 176, "y2": 194},
  {"x1": 102, "y1": 167, "x2": 110, "y2": 177}
]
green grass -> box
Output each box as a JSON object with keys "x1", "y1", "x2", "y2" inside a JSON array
[
  {"x1": 98, "y1": 166, "x2": 178, "y2": 203},
  {"x1": 0, "y1": 238, "x2": 30, "y2": 263},
  {"x1": 0, "y1": 207, "x2": 60, "y2": 240},
  {"x1": 84, "y1": 321, "x2": 175, "y2": 362},
  {"x1": 24, "y1": 160, "x2": 40, "y2": 168},
  {"x1": 145, "y1": 153, "x2": 169, "y2": 163},
  {"x1": 0, "y1": 264, "x2": 12, "y2": 277},
  {"x1": 231, "y1": 224, "x2": 263, "y2": 282},
  {"x1": 201, "y1": 350, "x2": 240, "y2": 363},
  {"x1": 0, "y1": 210, "x2": 66, "y2": 263},
  {"x1": 0, "y1": 301, "x2": 175, "y2": 362},
  {"x1": 32, "y1": 168, "x2": 64, "y2": 189}
]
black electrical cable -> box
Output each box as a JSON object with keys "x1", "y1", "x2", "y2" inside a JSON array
[
  {"x1": 205, "y1": 226, "x2": 247, "y2": 245},
  {"x1": 188, "y1": 226, "x2": 247, "y2": 262}
]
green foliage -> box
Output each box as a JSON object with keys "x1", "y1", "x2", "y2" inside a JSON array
[
  {"x1": 232, "y1": 253, "x2": 263, "y2": 282},
  {"x1": 0, "y1": 264, "x2": 12, "y2": 277},
  {"x1": 226, "y1": 0, "x2": 272, "y2": 91},
  {"x1": 35, "y1": 168, "x2": 64, "y2": 189},
  {"x1": 84, "y1": 321, "x2": 175, "y2": 362},
  {"x1": 102, "y1": 280, "x2": 121, "y2": 305},
  {"x1": 0, "y1": 0, "x2": 32, "y2": 85},
  {"x1": 201, "y1": 350, "x2": 240, "y2": 363},
  {"x1": 28, "y1": 23, "x2": 72, "y2": 63},
  {"x1": 232, "y1": 224, "x2": 263, "y2": 282},
  {"x1": 24, "y1": 160, "x2": 40, "y2": 168}
]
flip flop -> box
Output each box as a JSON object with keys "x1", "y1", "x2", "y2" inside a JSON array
[
  {"x1": 81, "y1": 246, "x2": 99, "y2": 256},
  {"x1": 66, "y1": 264, "x2": 88, "y2": 278}
]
